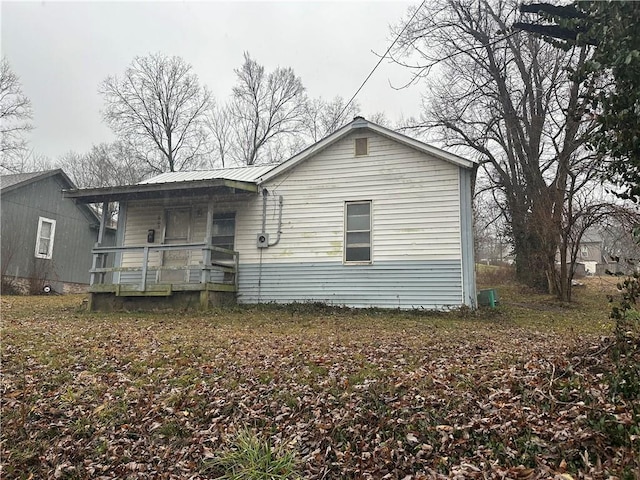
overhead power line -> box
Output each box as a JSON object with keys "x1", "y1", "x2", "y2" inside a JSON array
[{"x1": 332, "y1": 0, "x2": 427, "y2": 128}]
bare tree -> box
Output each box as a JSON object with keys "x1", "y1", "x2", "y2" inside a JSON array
[
  {"x1": 601, "y1": 218, "x2": 640, "y2": 273},
  {"x1": 8, "y1": 149, "x2": 54, "y2": 174},
  {"x1": 205, "y1": 102, "x2": 234, "y2": 168},
  {"x1": 556, "y1": 186, "x2": 639, "y2": 300},
  {"x1": 100, "y1": 53, "x2": 212, "y2": 173},
  {"x1": 300, "y1": 97, "x2": 394, "y2": 144},
  {"x1": 230, "y1": 52, "x2": 306, "y2": 165},
  {"x1": 301, "y1": 96, "x2": 360, "y2": 143},
  {"x1": 59, "y1": 140, "x2": 151, "y2": 188},
  {"x1": 474, "y1": 188, "x2": 510, "y2": 264},
  {"x1": 0, "y1": 58, "x2": 33, "y2": 172},
  {"x1": 366, "y1": 111, "x2": 393, "y2": 129},
  {"x1": 392, "y1": 0, "x2": 599, "y2": 298},
  {"x1": 206, "y1": 54, "x2": 391, "y2": 168}
]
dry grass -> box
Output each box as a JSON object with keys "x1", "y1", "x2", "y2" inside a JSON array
[{"x1": 1, "y1": 282, "x2": 638, "y2": 479}]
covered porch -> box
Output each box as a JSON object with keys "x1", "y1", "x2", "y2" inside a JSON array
[{"x1": 64, "y1": 175, "x2": 260, "y2": 311}]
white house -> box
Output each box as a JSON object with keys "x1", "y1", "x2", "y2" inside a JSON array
[{"x1": 64, "y1": 117, "x2": 478, "y2": 311}]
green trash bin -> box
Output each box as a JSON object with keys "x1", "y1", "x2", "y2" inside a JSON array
[{"x1": 477, "y1": 288, "x2": 499, "y2": 308}]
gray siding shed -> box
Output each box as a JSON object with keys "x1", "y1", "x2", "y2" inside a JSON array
[{"x1": 1, "y1": 169, "x2": 111, "y2": 293}]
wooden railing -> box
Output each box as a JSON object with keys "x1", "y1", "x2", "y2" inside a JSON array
[{"x1": 89, "y1": 243, "x2": 239, "y2": 292}]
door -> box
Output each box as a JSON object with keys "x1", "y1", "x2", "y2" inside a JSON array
[{"x1": 160, "y1": 208, "x2": 191, "y2": 283}]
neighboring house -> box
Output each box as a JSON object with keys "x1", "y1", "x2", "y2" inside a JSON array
[
  {"x1": 0, "y1": 169, "x2": 114, "y2": 294},
  {"x1": 64, "y1": 117, "x2": 478, "y2": 311},
  {"x1": 556, "y1": 230, "x2": 610, "y2": 277},
  {"x1": 556, "y1": 230, "x2": 633, "y2": 276},
  {"x1": 577, "y1": 231, "x2": 604, "y2": 275}
]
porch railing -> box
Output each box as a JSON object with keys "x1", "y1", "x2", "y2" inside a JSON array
[{"x1": 89, "y1": 243, "x2": 239, "y2": 292}]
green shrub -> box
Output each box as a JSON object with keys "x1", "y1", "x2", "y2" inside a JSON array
[{"x1": 608, "y1": 276, "x2": 640, "y2": 395}]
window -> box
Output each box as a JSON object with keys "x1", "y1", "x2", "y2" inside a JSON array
[
  {"x1": 345, "y1": 201, "x2": 371, "y2": 263},
  {"x1": 355, "y1": 137, "x2": 368, "y2": 156},
  {"x1": 211, "y1": 213, "x2": 236, "y2": 262},
  {"x1": 581, "y1": 245, "x2": 589, "y2": 258},
  {"x1": 35, "y1": 217, "x2": 56, "y2": 259}
]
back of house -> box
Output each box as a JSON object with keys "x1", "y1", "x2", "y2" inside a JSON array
[{"x1": 65, "y1": 118, "x2": 477, "y2": 310}]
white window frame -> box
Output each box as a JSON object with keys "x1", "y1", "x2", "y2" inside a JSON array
[
  {"x1": 344, "y1": 200, "x2": 372, "y2": 264},
  {"x1": 35, "y1": 216, "x2": 56, "y2": 259}
]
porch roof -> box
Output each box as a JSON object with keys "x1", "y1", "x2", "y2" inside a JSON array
[
  {"x1": 63, "y1": 165, "x2": 277, "y2": 204},
  {"x1": 63, "y1": 177, "x2": 259, "y2": 204}
]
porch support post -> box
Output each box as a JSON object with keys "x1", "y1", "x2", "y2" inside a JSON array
[
  {"x1": 234, "y1": 252, "x2": 239, "y2": 293},
  {"x1": 90, "y1": 253, "x2": 98, "y2": 286},
  {"x1": 98, "y1": 202, "x2": 108, "y2": 244},
  {"x1": 97, "y1": 202, "x2": 109, "y2": 284},
  {"x1": 199, "y1": 290, "x2": 209, "y2": 310},
  {"x1": 201, "y1": 196, "x2": 214, "y2": 284},
  {"x1": 141, "y1": 246, "x2": 149, "y2": 292}
]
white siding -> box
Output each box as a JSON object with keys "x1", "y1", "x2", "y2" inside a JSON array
[
  {"x1": 235, "y1": 131, "x2": 462, "y2": 264},
  {"x1": 121, "y1": 202, "x2": 165, "y2": 268},
  {"x1": 120, "y1": 198, "x2": 245, "y2": 269},
  {"x1": 112, "y1": 129, "x2": 470, "y2": 308}
]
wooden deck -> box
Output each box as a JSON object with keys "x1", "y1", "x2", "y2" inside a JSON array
[{"x1": 86, "y1": 243, "x2": 239, "y2": 311}]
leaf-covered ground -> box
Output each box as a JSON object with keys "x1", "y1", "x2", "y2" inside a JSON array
[{"x1": 2, "y1": 279, "x2": 638, "y2": 479}]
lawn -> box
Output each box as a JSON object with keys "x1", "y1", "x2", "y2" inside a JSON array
[{"x1": 1, "y1": 278, "x2": 638, "y2": 479}]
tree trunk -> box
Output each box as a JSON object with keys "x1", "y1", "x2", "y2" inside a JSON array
[
  {"x1": 513, "y1": 232, "x2": 549, "y2": 291},
  {"x1": 511, "y1": 207, "x2": 549, "y2": 290}
]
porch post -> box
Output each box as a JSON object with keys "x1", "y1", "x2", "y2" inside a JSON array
[
  {"x1": 98, "y1": 202, "x2": 108, "y2": 244},
  {"x1": 98, "y1": 202, "x2": 109, "y2": 283},
  {"x1": 201, "y1": 196, "x2": 214, "y2": 284},
  {"x1": 90, "y1": 253, "x2": 98, "y2": 286},
  {"x1": 141, "y1": 246, "x2": 149, "y2": 291}
]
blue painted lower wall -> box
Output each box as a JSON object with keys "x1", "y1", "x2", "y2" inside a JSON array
[{"x1": 238, "y1": 260, "x2": 464, "y2": 309}]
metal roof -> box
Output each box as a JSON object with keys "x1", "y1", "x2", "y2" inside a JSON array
[
  {"x1": 139, "y1": 164, "x2": 278, "y2": 185},
  {"x1": 64, "y1": 178, "x2": 259, "y2": 204}
]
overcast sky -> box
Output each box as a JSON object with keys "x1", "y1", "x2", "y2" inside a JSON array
[{"x1": 2, "y1": 1, "x2": 423, "y2": 162}]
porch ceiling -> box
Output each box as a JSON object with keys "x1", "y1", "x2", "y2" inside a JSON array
[{"x1": 63, "y1": 178, "x2": 258, "y2": 204}]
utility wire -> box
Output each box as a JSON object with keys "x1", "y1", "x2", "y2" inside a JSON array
[
  {"x1": 331, "y1": 0, "x2": 427, "y2": 130},
  {"x1": 271, "y1": 1, "x2": 427, "y2": 192}
]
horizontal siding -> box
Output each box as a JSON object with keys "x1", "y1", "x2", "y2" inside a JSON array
[
  {"x1": 238, "y1": 260, "x2": 463, "y2": 309},
  {"x1": 120, "y1": 199, "x2": 245, "y2": 269},
  {"x1": 235, "y1": 131, "x2": 462, "y2": 264},
  {"x1": 118, "y1": 268, "x2": 225, "y2": 285},
  {"x1": 113, "y1": 131, "x2": 466, "y2": 307},
  {"x1": 122, "y1": 203, "x2": 165, "y2": 268}
]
